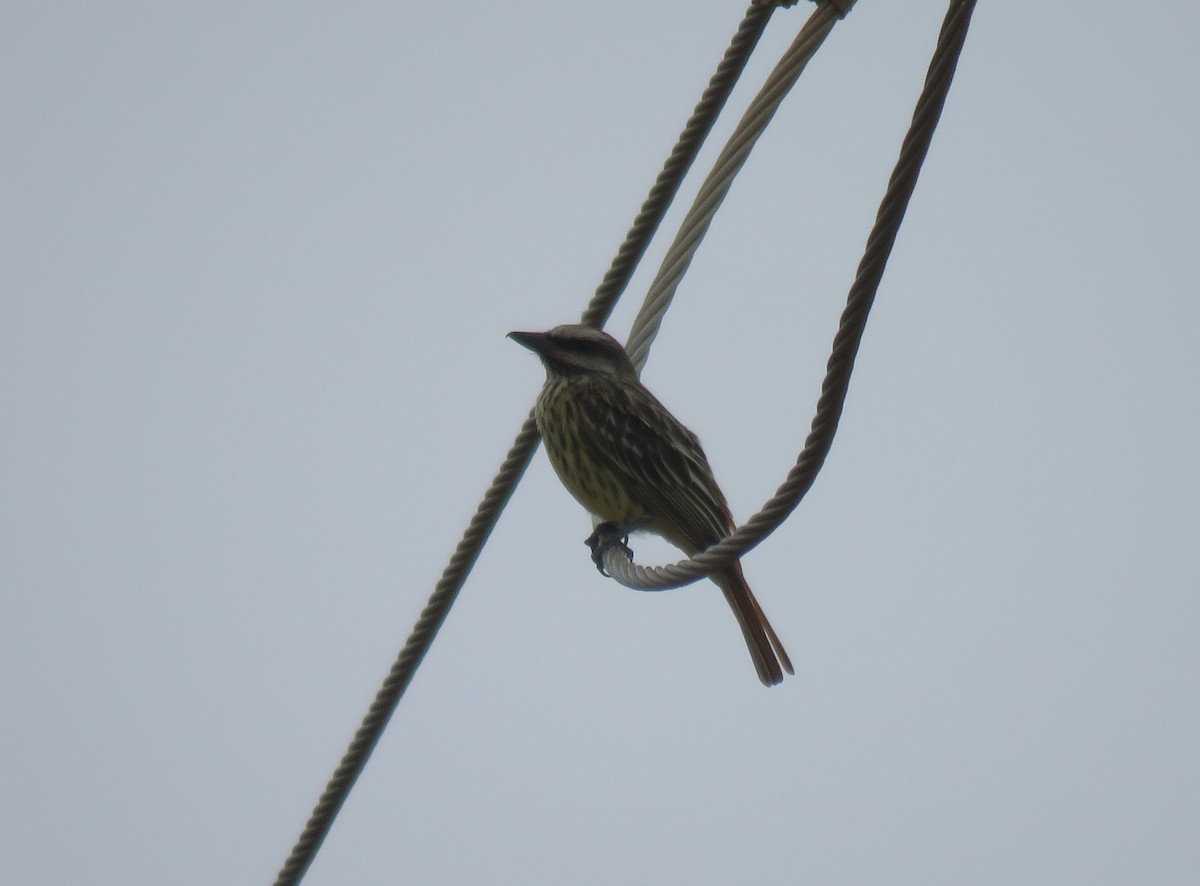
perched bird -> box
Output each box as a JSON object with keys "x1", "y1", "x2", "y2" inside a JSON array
[{"x1": 509, "y1": 324, "x2": 792, "y2": 686}]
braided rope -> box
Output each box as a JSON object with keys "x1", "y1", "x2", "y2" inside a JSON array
[
  {"x1": 605, "y1": 0, "x2": 979, "y2": 590},
  {"x1": 273, "y1": 6, "x2": 779, "y2": 884}
]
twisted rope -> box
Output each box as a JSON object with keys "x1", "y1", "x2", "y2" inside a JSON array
[
  {"x1": 626, "y1": 1, "x2": 846, "y2": 372},
  {"x1": 605, "y1": 0, "x2": 979, "y2": 589},
  {"x1": 273, "y1": 6, "x2": 779, "y2": 884},
  {"x1": 581, "y1": 4, "x2": 779, "y2": 330}
]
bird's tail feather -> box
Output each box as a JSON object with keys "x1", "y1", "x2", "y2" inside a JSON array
[{"x1": 716, "y1": 562, "x2": 793, "y2": 687}]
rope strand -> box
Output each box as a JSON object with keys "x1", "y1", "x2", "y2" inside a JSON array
[{"x1": 627, "y1": 2, "x2": 847, "y2": 371}]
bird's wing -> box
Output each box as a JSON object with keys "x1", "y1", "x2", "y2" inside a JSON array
[{"x1": 576, "y1": 379, "x2": 734, "y2": 554}]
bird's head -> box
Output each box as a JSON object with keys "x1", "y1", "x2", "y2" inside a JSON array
[{"x1": 508, "y1": 324, "x2": 638, "y2": 381}]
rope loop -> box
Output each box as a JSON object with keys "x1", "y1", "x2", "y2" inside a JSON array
[{"x1": 607, "y1": 0, "x2": 977, "y2": 592}]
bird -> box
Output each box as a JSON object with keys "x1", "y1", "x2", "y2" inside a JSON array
[{"x1": 509, "y1": 323, "x2": 792, "y2": 686}]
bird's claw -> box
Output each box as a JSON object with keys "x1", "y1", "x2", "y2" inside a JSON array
[{"x1": 585, "y1": 519, "x2": 648, "y2": 577}]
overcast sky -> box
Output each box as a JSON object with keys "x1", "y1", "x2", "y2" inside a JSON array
[{"x1": 3, "y1": 2, "x2": 1198, "y2": 884}]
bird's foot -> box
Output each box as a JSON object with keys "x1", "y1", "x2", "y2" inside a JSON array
[{"x1": 585, "y1": 519, "x2": 649, "y2": 577}]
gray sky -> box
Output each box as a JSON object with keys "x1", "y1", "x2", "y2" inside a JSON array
[{"x1": 3, "y1": 2, "x2": 1198, "y2": 884}]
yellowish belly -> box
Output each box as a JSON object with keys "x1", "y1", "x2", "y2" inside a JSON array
[{"x1": 536, "y1": 381, "x2": 645, "y2": 526}]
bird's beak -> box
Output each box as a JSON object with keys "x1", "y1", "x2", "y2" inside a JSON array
[{"x1": 508, "y1": 330, "x2": 549, "y2": 354}]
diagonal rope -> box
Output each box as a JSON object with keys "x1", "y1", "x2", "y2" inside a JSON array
[
  {"x1": 604, "y1": 0, "x2": 979, "y2": 589},
  {"x1": 626, "y1": 0, "x2": 847, "y2": 372},
  {"x1": 272, "y1": 5, "x2": 782, "y2": 884},
  {"x1": 581, "y1": 4, "x2": 782, "y2": 328}
]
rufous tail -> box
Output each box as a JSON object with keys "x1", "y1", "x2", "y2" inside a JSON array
[{"x1": 716, "y1": 562, "x2": 793, "y2": 687}]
